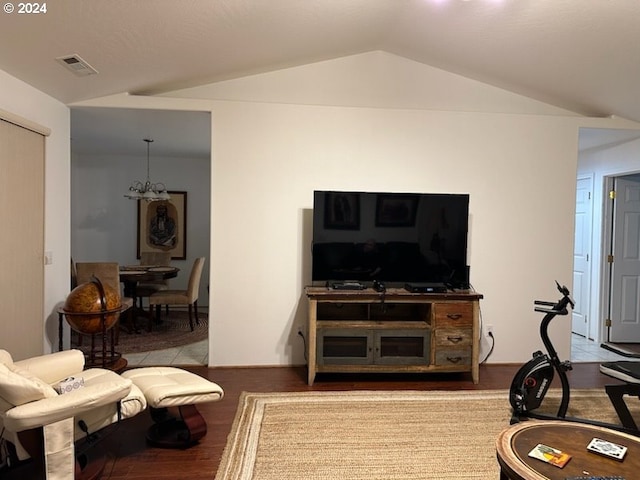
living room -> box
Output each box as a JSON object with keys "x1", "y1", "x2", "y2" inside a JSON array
[{"x1": 3, "y1": 2, "x2": 640, "y2": 478}]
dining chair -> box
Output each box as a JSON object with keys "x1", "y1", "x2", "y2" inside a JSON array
[
  {"x1": 74, "y1": 262, "x2": 134, "y2": 344},
  {"x1": 136, "y1": 251, "x2": 172, "y2": 310},
  {"x1": 148, "y1": 257, "x2": 205, "y2": 332}
]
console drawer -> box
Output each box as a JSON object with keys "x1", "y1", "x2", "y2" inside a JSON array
[
  {"x1": 435, "y1": 349, "x2": 472, "y2": 366},
  {"x1": 433, "y1": 303, "x2": 473, "y2": 327},
  {"x1": 434, "y1": 328, "x2": 473, "y2": 347}
]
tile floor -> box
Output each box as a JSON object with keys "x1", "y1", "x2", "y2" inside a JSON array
[
  {"x1": 123, "y1": 338, "x2": 208, "y2": 366},
  {"x1": 122, "y1": 333, "x2": 623, "y2": 368},
  {"x1": 571, "y1": 333, "x2": 629, "y2": 363}
]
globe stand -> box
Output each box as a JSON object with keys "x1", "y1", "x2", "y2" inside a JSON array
[
  {"x1": 58, "y1": 307, "x2": 128, "y2": 372},
  {"x1": 65, "y1": 308, "x2": 127, "y2": 370},
  {"x1": 59, "y1": 276, "x2": 128, "y2": 372}
]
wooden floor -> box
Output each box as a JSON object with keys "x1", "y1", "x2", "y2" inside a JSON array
[{"x1": 2, "y1": 363, "x2": 622, "y2": 480}]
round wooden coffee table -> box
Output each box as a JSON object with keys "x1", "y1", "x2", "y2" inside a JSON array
[{"x1": 496, "y1": 420, "x2": 640, "y2": 480}]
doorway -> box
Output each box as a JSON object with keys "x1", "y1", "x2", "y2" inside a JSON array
[
  {"x1": 70, "y1": 107, "x2": 212, "y2": 365},
  {"x1": 572, "y1": 128, "x2": 640, "y2": 362}
]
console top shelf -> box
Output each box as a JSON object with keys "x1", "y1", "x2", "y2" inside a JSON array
[{"x1": 305, "y1": 286, "x2": 483, "y2": 302}]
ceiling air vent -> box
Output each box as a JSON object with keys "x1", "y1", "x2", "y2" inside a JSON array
[{"x1": 55, "y1": 54, "x2": 98, "y2": 77}]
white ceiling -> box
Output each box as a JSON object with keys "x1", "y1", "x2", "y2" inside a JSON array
[{"x1": 4, "y1": 0, "x2": 640, "y2": 155}]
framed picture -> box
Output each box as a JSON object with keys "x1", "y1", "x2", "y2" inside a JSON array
[
  {"x1": 137, "y1": 191, "x2": 187, "y2": 260},
  {"x1": 324, "y1": 192, "x2": 360, "y2": 230},
  {"x1": 375, "y1": 194, "x2": 419, "y2": 227}
]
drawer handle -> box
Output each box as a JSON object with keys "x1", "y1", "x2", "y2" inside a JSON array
[
  {"x1": 446, "y1": 313, "x2": 462, "y2": 320},
  {"x1": 447, "y1": 336, "x2": 463, "y2": 343},
  {"x1": 446, "y1": 356, "x2": 463, "y2": 364}
]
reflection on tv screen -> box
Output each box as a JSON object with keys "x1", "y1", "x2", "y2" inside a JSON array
[{"x1": 312, "y1": 191, "x2": 469, "y2": 286}]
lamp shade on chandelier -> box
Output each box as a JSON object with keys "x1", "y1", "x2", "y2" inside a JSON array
[{"x1": 125, "y1": 138, "x2": 170, "y2": 201}]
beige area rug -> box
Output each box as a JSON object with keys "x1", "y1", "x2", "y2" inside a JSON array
[{"x1": 215, "y1": 389, "x2": 640, "y2": 480}]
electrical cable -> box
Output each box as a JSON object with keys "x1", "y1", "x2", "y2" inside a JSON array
[
  {"x1": 481, "y1": 331, "x2": 495, "y2": 364},
  {"x1": 298, "y1": 330, "x2": 307, "y2": 363},
  {"x1": 474, "y1": 292, "x2": 495, "y2": 364}
]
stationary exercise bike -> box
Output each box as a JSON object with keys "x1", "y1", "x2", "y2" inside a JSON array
[
  {"x1": 509, "y1": 281, "x2": 640, "y2": 436},
  {"x1": 509, "y1": 281, "x2": 574, "y2": 423}
]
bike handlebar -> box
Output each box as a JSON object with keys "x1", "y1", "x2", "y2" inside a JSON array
[
  {"x1": 534, "y1": 306, "x2": 569, "y2": 315},
  {"x1": 533, "y1": 281, "x2": 575, "y2": 315}
]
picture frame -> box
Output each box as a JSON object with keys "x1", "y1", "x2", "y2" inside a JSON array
[
  {"x1": 324, "y1": 192, "x2": 360, "y2": 230},
  {"x1": 137, "y1": 191, "x2": 187, "y2": 260},
  {"x1": 375, "y1": 194, "x2": 419, "y2": 227}
]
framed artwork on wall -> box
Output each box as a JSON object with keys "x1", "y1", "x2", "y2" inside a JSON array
[
  {"x1": 137, "y1": 191, "x2": 187, "y2": 260},
  {"x1": 375, "y1": 194, "x2": 419, "y2": 227},
  {"x1": 324, "y1": 192, "x2": 360, "y2": 230}
]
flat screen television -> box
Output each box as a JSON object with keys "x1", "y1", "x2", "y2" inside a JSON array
[{"x1": 312, "y1": 190, "x2": 470, "y2": 287}]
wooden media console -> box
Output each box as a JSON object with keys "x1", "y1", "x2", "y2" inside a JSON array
[{"x1": 305, "y1": 286, "x2": 483, "y2": 385}]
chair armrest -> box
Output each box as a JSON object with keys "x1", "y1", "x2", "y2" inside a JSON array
[
  {"x1": 14, "y1": 350, "x2": 85, "y2": 385},
  {"x1": 3, "y1": 378, "x2": 132, "y2": 432}
]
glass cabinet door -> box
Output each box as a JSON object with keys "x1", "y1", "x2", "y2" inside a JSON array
[
  {"x1": 317, "y1": 329, "x2": 373, "y2": 365},
  {"x1": 317, "y1": 328, "x2": 429, "y2": 365},
  {"x1": 375, "y1": 330, "x2": 430, "y2": 365}
]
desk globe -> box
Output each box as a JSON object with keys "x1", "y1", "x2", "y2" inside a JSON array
[
  {"x1": 62, "y1": 276, "x2": 127, "y2": 371},
  {"x1": 63, "y1": 278, "x2": 121, "y2": 334}
]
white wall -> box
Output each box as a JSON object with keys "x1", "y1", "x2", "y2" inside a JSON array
[
  {"x1": 0, "y1": 69, "x2": 70, "y2": 356},
  {"x1": 71, "y1": 152, "x2": 211, "y2": 303},
  {"x1": 206, "y1": 101, "x2": 580, "y2": 365}
]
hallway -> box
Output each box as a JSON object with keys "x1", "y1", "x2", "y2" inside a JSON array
[{"x1": 571, "y1": 333, "x2": 629, "y2": 363}]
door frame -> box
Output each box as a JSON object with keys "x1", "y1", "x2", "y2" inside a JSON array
[
  {"x1": 573, "y1": 174, "x2": 594, "y2": 339},
  {"x1": 600, "y1": 175, "x2": 615, "y2": 343}
]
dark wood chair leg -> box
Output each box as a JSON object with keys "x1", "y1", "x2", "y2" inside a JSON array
[
  {"x1": 129, "y1": 306, "x2": 138, "y2": 334},
  {"x1": 188, "y1": 304, "x2": 194, "y2": 332},
  {"x1": 147, "y1": 305, "x2": 154, "y2": 332},
  {"x1": 194, "y1": 300, "x2": 200, "y2": 326}
]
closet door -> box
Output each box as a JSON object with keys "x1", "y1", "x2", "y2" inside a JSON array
[{"x1": 0, "y1": 118, "x2": 45, "y2": 359}]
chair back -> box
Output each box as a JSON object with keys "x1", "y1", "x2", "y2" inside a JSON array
[
  {"x1": 139, "y1": 251, "x2": 172, "y2": 288},
  {"x1": 140, "y1": 251, "x2": 171, "y2": 266},
  {"x1": 75, "y1": 262, "x2": 121, "y2": 300},
  {"x1": 187, "y1": 257, "x2": 206, "y2": 302},
  {"x1": 70, "y1": 257, "x2": 78, "y2": 290}
]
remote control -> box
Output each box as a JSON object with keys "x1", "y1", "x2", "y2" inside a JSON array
[
  {"x1": 565, "y1": 477, "x2": 625, "y2": 480},
  {"x1": 586, "y1": 437, "x2": 627, "y2": 461}
]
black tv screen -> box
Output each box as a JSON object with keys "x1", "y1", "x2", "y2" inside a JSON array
[{"x1": 312, "y1": 191, "x2": 469, "y2": 286}]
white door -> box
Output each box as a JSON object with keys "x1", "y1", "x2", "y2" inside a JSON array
[
  {"x1": 572, "y1": 176, "x2": 592, "y2": 337},
  {"x1": 609, "y1": 175, "x2": 640, "y2": 342}
]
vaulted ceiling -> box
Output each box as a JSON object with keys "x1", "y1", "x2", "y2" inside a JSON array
[{"x1": 3, "y1": 0, "x2": 640, "y2": 154}]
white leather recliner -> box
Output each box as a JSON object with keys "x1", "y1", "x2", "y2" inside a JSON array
[{"x1": 0, "y1": 348, "x2": 147, "y2": 480}]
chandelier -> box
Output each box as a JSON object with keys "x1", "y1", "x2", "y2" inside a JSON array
[{"x1": 124, "y1": 138, "x2": 170, "y2": 201}]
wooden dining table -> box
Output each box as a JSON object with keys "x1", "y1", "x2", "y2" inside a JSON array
[{"x1": 119, "y1": 265, "x2": 180, "y2": 332}]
